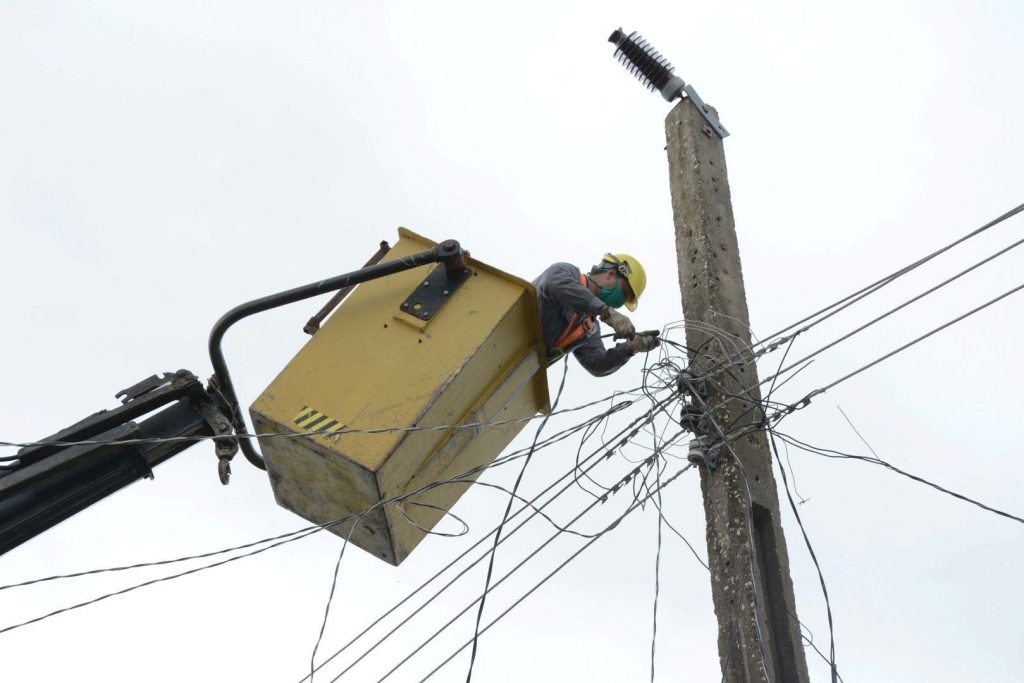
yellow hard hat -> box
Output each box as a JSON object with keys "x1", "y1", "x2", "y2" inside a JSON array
[{"x1": 601, "y1": 253, "x2": 647, "y2": 311}]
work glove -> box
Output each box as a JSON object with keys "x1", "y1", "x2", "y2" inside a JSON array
[
  {"x1": 600, "y1": 307, "x2": 635, "y2": 340},
  {"x1": 626, "y1": 330, "x2": 661, "y2": 355}
]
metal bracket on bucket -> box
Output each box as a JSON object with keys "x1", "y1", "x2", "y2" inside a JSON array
[{"x1": 399, "y1": 263, "x2": 473, "y2": 321}]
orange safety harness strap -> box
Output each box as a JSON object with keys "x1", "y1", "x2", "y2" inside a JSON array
[{"x1": 552, "y1": 274, "x2": 596, "y2": 350}]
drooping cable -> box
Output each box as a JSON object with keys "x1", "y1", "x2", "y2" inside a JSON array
[
  {"x1": 768, "y1": 428, "x2": 837, "y2": 682},
  {"x1": 0, "y1": 401, "x2": 633, "y2": 598},
  {"x1": 416, "y1": 465, "x2": 694, "y2": 682},
  {"x1": 310, "y1": 512, "x2": 370, "y2": 683},
  {"x1": 650, "y1": 458, "x2": 665, "y2": 683},
  {"x1": 373, "y1": 443, "x2": 691, "y2": 682},
  {"x1": 297, "y1": 397, "x2": 677, "y2": 683},
  {"x1": 773, "y1": 431, "x2": 1024, "y2": 525},
  {"x1": 0, "y1": 392, "x2": 651, "y2": 638},
  {"x1": 463, "y1": 357, "x2": 570, "y2": 682},
  {"x1": 0, "y1": 522, "x2": 326, "y2": 593},
  {"x1": 0, "y1": 512, "x2": 352, "y2": 636}
]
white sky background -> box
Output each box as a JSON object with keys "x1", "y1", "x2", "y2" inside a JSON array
[{"x1": 1, "y1": 1, "x2": 1022, "y2": 681}]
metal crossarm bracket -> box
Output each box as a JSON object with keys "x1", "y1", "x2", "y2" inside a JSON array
[{"x1": 683, "y1": 85, "x2": 729, "y2": 138}]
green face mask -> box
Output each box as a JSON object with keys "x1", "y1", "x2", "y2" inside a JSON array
[{"x1": 596, "y1": 278, "x2": 626, "y2": 309}]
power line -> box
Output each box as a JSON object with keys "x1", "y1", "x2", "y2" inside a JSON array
[
  {"x1": 758, "y1": 233, "x2": 1024, "y2": 389},
  {"x1": 773, "y1": 431, "x2": 1024, "y2": 525},
  {"x1": 310, "y1": 360, "x2": 679, "y2": 683},
  {"x1": 647, "y1": 284, "x2": 1015, "y2": 683},
  {"x1": 0, "y1": 403, "x2": 636, "y2": 596},
  {"x1": 772, "y1": 281, "x2": 1024, "y2": 419},
  {"x1": 463, "y1": 358, "x2": 570, "y2": 683},
  {"x1": 310, "y1": 512, "x2": 369, "y2": 683},
  {"x1": 700, "y1": 289, "x2": 1024, "y2": 680},
  {"x1": 639, "y1": 293, "x2": 1019, "y2": 676},
  {"x1": 0, "y1": 389, "x2": 643, "y2": 453},
  {"x1": 0, "y1": 368, "x2": 683, "y2": 677},
  {"x1": 371, "y1": 445, "x2": 692, "y2": 682},
  {"x1": 757, "y1": 201, "x2": 1024, "y2": 347},
  {"x1": 662, "y1": 203, "x2": 1024, "y2": 416},
  {"x1": 329, "y1": 433, "x2": 688, "y2": 681},
  {"x1": 307, "y1": 378, "x2": 680, "y2": 681},
  {"x1": 653, "y1": 277, "x2": 1020, "y2": 473},
  {"x1": 415, "y1": 465, "x2": 694, "y2": 682},
  {"x1": 650, "y1": 459, "x2": 666, "y2": 683},
  {"x1": 0, "y1": 521, "x2": 323, "y2": 593},
  {"x1": 322, "y1": 203, "x2": 1018, "y2": 681},
  {"x1": 299, "y1": 397, "x2": 681, "y2": 683},
  {"x1": 0, "y1": 513, "x2": 338, "y2": 636},
  {"x1": 0, "y1": 391, "x2": 674, "y2": 639},
  {"x1": 802, "y1": 636, "x2": 846, "y2": 683},
  {"x1": 23, "y1": 290, "x2": 1014, "y2": 683},
  {"x1": 310, "y1": 360, "x2": 577, "y2": 683},
  {"x1": 373, "y1": 460, "x2": 679, "y2": 681},
  {"x1": 647, "y1": 490, "x2": 709, "y2": 570},
  {"x1": 768, "y1": 428, "x2": 838, "y2": 683}
]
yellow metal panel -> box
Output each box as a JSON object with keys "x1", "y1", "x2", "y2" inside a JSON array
[
  {"x1": 250, "y1": 228, "x2": 549, "y2": 565},
  {"x1": 385, "y1": 350, "x2": 543, "y2": 561},
  {"x1": 252, "y1": 410, "x2": 395, "y2": 562}
]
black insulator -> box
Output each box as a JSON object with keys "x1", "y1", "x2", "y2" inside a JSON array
[
  {"x1": 679, "y1": 405, "x2": 706, "y2": 434},
  {"x1": 608, "y1": 28, "x2": 685, "y2": 101}
]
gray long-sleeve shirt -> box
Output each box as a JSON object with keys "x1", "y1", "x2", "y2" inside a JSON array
[{"x1": 532, "y1": 262, "x2": 632, "y2": 377}]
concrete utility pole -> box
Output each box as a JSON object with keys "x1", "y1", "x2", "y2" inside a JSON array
[{"x1": 665, "y1": 99, "x2": 812, "y2": 682}]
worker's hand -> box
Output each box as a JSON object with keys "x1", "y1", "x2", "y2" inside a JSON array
[
  {"x1": 626, "y1": 330, "x2": 661, "y2": 355},
  {"x1": 601, "y1": 308, "x2": 635, "y2": 340}
]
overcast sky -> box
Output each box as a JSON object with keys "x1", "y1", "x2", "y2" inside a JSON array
[{"x1": 2, "y1": 2, "x2": 1022, "y2": 682}]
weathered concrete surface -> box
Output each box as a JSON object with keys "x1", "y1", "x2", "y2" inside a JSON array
[{"x1": 666, "y1": 99, "x2": 811, "y2": 683}]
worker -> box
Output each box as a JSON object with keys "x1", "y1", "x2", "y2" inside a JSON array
[{"x1": 533, "y1": 253, "x2": 660, "y2": 376}]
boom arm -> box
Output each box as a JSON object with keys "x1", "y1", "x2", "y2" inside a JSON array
[{"x1": 0, "y1": 370, "x2": 236, "y2": 556}]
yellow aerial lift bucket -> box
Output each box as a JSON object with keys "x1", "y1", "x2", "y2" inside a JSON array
[{"x1": 250, "y1": 229, "x2": 550, "y2": 565}]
